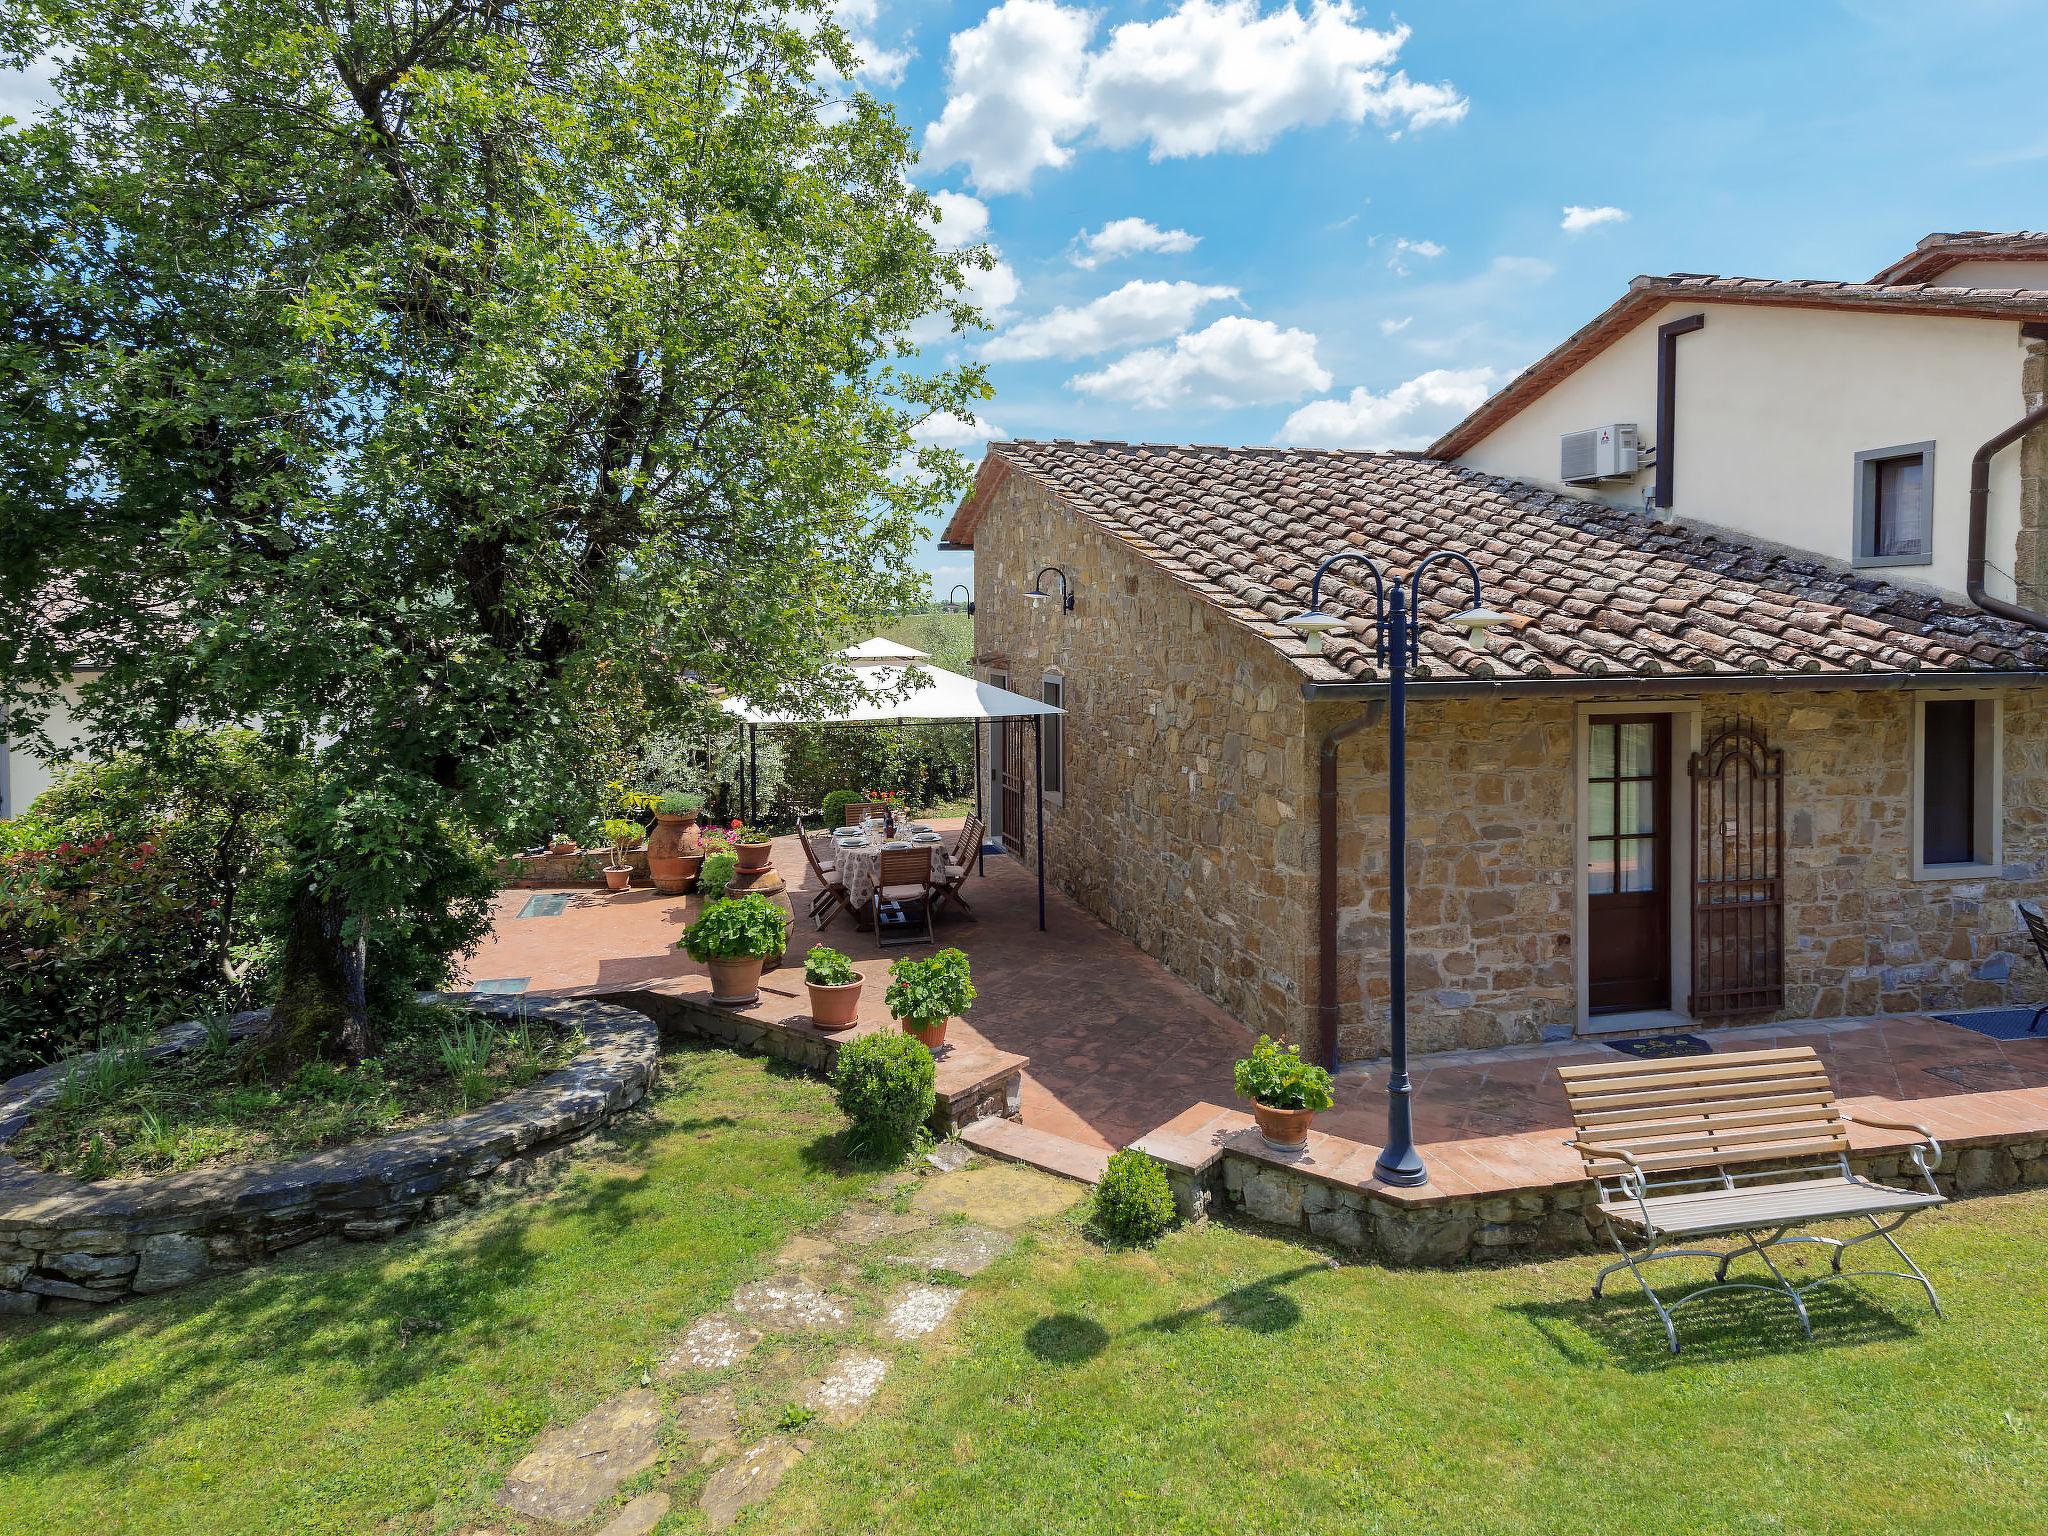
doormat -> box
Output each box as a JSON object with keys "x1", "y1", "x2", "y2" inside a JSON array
[
  {"x1": 1604, "y1": 1033, "x2": 1712, "y2": 1060},
  {"x1": 472, "y1": 977, "x2": 531, "y2": 995},
  {"x1": 516, "y1": 893, "x2": 572, "y2": 919},
  {"x1": 1932, "y1": 1007, "x2": 2048, "y2": 1042}
]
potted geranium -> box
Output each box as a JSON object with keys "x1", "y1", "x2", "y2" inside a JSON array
[
  {"x1": 804, "y1": 945, "x2": 863, "y2": 1029},
  {"x1": 884, "y1": 947, "x2": 975, "y2": 1052},
  {"x1": 1232, "y1": 1035, "x2": 1334, "y2": 1151},
  {"x1": 641, "y1": 791, "x2": 706, "y2": 894},
  {"x1": 599, "y1": 818, "x2": 642, "y2": 892},
  {"x1": 680, "y1": 893, "x2": 788, "y2": 1006},
  {"x1": 729, "y1": 821, "x2": 773, "y2": 873}
]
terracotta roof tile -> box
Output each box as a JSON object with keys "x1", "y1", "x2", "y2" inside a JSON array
[
  {"x1": 946, "y1": 442, "x2": 2048, "y2": 687},
  {"x1": 1870, "y1": 231, "x2": 2048, "y2": 287}
]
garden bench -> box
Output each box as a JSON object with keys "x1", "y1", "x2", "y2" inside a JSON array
[{"x1": 1559, "y1": 1045, "x2": 1945, "y2": 1353}]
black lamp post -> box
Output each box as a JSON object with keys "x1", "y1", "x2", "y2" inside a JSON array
[
  {"x1": 946, "y1": 583, "x2": 975, "y2": 615},
  {"x1": 1282, "y1": 550, "x2": 1507, "y2": 1188},
  {"x1": 1024, "y1": 566, "x2": 1075, "y2": 611}
]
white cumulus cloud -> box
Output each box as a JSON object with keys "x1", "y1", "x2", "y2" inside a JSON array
[
  {"x1": 1561, "y1": 204, "x2": 1629, "y2": 234},
  {"x1": 830, "y1": 0, "x2": 914, "y2": 85},
  {"x1": 1386, "y1": 236, "x2": 1444, "y2": 275},
  {"x1": 1278, "y1": 366, "x2": 1498, "y2": 449},
  {"x1": 0, "y1": 53, "x2": 62, "y2": 127},
  {"x1": 912, "y1": 411, "x2": 1008, "y2": 450},
  {"x1": 1379, "y1": 315, "x2": 1413, "y2": 334},
  {"x1": 1071, "y1": 316, "x2": 1331, "y2": 409},
  {"x1": 1072, "y1": 216, "x2": 1201, "y2": 268},
  {"x1": 984, "y1": 278, "x2": 1238, "y2": 362},
  {"x1": 930, "y1": 190, "x2": 991, "y2": 246},
  {"x1": 924, "y1": 0, "x2": 1466, "y2": 194}
]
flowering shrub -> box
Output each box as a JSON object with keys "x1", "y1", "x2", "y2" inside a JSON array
[{"x1": 0, "y1": 833, "x2": 216, "y2": 1074}]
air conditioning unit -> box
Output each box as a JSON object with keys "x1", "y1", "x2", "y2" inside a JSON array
[{"x1": 1560, "y1": 423, "x2": 1640, "y2": 484}]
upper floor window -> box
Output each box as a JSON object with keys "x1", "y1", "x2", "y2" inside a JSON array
[
  {"x1": 1039, "y1": 672, "x2": 1064, "y2": 798},
  {"x1": 1854, "y1": 442, "x2": 1935, "y2": 568}
]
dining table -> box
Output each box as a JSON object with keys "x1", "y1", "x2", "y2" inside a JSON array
[{"x1": 829, "y1": 823, "x2": 951, "y2": 910}]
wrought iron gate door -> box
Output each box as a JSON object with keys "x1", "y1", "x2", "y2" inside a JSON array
[{"x1": 1688, "y1": 720, "x2": 1786, "y2": 1017}]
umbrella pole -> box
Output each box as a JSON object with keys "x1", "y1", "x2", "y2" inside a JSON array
[
  {"x1": 1032, "y1": 714, "x2": 1045, "y2": 932},
  {"x1": 972, "y1": 719, "x2": 984, "y2": 877}
]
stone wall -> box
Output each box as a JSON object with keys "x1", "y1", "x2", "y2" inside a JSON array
[
  {"x1": 1322, "y1": 685, "x2": 2048, "y2": 1059},
  {"x1": 969, "y1": 469, "x2": 1318, "y2": 1046},
  {"x1": 1319, "y1": 692, "x2": 1579, "y2": 1060},
  {"x1": 0, "y1": 996, "x2": 657, "y2": 1314}
]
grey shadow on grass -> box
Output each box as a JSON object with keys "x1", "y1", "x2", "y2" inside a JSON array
[
  {"x1": 1024, "y1": 1262, "x2": 1322, "y2": 1365},
  {"x1": 1508, "y1": 1273, "x2": 1922, "y2": 1371}
]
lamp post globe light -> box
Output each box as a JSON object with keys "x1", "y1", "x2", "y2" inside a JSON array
[{"x1": 1281, "y1": 549, "x2": 1507, "y2": 1188}]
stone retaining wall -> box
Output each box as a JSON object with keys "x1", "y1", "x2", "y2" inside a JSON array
[
  {"x1": 1213, "y1": 1134, "x2": 2048, "y2": 1266},
  {"x1": 600, "y1": 990, "x2": 1022, "y2": 1134},
  {"x1": 0, "y1": 995, "x2": 658, "y2": 1314}
]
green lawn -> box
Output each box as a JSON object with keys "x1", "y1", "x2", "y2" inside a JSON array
[
  {"x1": 0, "y1": 1044, "x2": 870, "y2": 1535},
  {"x1": 770, "y1": 1192, "x2": 2048, "y2": 1536}
]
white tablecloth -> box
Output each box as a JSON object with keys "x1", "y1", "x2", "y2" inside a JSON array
[{"x1": 830, "y1": 832, "x2": 949, "y2": 908}]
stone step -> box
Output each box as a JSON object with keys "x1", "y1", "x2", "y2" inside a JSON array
[{"x1": 959, "y1": 1117, "x2": 1110, "y2": 1184}]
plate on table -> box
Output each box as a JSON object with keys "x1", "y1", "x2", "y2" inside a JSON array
[
  {"x1": 882, "y1": 840, "x2": 912, "y2": 851},
  {"x1": 912, "y1": 831, "x2": 944, "y2": 844}
]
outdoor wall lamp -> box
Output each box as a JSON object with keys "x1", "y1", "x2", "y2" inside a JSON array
[
  {"x1": 1278, "y1": 548, "x2": 1509, "y2": 1190},
  {"x1": 946, "y1": 583, "x2": 975, "y2": 615},
  {"x1": 1023, "y1": 565, "x2": 1075, "y2": 612}
]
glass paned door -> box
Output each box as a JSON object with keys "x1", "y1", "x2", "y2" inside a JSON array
[{"x1": 1587, "y1": 715, "x2": 1672, "y2": 1012}]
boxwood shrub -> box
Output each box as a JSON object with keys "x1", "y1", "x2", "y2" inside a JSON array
[
  {"x1": 1090, "y1": 1147, "x2": 1178, "y2": 1245},
  {"x1": 830, "y1": 1030, "x2": 935, "y2": 1160}
]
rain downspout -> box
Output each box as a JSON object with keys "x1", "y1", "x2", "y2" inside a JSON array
[
  {"x1": 1315, "y1": 705, "x2": 1378, "y2": 1070},
  {"x1": 1967, "y1": 389, "x2": 2048, "y2": 631}
]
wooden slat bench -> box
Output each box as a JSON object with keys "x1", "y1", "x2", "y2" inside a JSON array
[{"x1": 1559, "y1": 1045, "x2": 1945, "y2": 1353}]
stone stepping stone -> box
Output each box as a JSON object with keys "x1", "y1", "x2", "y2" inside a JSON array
[
  {"x1": 883, "y1": 1283, "x2": 963, "y2": 1341},
  {"x1": 887, "y1": 1224, "x2": 1013, "y2": 1277},
  {"x1": 798, "y1": 1351, "x2": 889, "y2": 1425},
  {"x1": 730, "y1": 1274, "x2": 850, "y2": 1333},
  {"x1": 926, "y1": 1140, "x2": 975, "y2": 1172},
  {"x1": 700, "y1": 1438, "x2": 808, "y2": 1532},
  {"x1": 675, "y1": 1387, "x2": 741, "y2": 1464},
  {"x1": 910, "y1": 1163, "x2": 1084, "y2": 1230},
  {"x1": 594, "y1": 1491, "x2": 670, "y2": 1536},
  {"x1": 774, "y1": 1233, "x2": 838, "y2": 1267},
  {"x1": 827, "y1": 1206, "x2": 933, "y2": 1246},
  {"x1": 658, "y1": 1313, "x2": 762, "y2": 1378},
  {"x1": 497, "y1": 1388, "x2": 662, "y2": 1525}
]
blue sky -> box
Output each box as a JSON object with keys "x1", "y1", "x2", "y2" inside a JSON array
[
  {"x1": 8, "y1": 2, "x2": 2045, "y2": 599},
  {"x1": 884, "y1": 0, "x2": 2048, "y2": 591}
]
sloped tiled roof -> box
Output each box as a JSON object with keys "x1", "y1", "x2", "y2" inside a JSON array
[
  {"x1": 1870, "y1": 231, "x2": 2048, "y2": 287},
  {"x1": 1426, "y1": 273, "x2": 2048, "y2": 459},
  {"x1": 945, "y1": 442, "x2": 2048, "y2": 687}
]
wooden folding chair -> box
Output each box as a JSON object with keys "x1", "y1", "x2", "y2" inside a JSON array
[
  {"x1": 794, "y1": 814, "x2": 851, "y2": 930},
  {"x1": 932, "y1": 814, "x2": 984, "y2": 919},
  {"x1": 873, "y1": 847, "x2": 935, "y2": 947},
  {"x1": 843, "y1": 801, "x2": 892, "y2": 826}
]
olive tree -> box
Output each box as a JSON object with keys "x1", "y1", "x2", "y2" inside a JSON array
[{"x1": 0, "y1": 0, "x2": 991, "y2": 1070}]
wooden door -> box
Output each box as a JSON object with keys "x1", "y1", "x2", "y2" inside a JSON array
[
  {"x1": 990, "y1": 673, "x2": 1024, "y2": 855},
  {"x1": 1586, "y1": 714, "x2": 1672, "y2": 1013}
]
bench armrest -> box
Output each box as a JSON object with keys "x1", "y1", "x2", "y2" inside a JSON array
[
  {"x1": 1840, "y1": 1109, "x2": 1943, "y2": 1191},
  {"x1": 1566, "y1": 1137, "x2": 1656, "y2": 1232}
]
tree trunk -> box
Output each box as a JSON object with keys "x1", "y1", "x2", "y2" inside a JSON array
[{"x1": 243, "y1": 882, "x2": 373, "y2": 1078}]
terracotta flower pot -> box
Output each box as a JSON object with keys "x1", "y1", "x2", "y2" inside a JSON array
[
  {"x1": 706, "y1": 955, "x2": 767, "y2": 1007},
  {"x1": 550, "y1": 840, "x2": 578, "y2": 856},
  {"x1": 603, "y1": 866, "x2": 632, "y2": 892},
  {"x1": 807, "y1": 978, "x2": 863, "y2": 1029},
  {"x1": 1252, "y1": 1101, "x2": 1315, "y2": 1151},
  {"x1": 900, "y1": 1017, "x2": 948, "y2": 1051},
  {"x1": 735, "y1": 839, "x2": 773, "y2": 873},
  {"x1": 645, "y1": 813, "x2": 697, "y2": 895}
]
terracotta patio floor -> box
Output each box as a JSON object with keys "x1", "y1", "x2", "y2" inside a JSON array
[{"x1": 470, "y1": 827, "x2": 2048, "y2": 1188}]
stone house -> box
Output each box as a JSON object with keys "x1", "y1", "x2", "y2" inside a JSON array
[
  {"x1": 941, "y1": 233, "x2": 2048, "y2": 1065},
  {"x1": 947, "y1": 442, "x2": 2048, "y2": 1064}
]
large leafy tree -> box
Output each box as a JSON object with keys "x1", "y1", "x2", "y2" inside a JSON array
[{"x1": 0, "y1": 0, "x2": 991, "y2": 1068}]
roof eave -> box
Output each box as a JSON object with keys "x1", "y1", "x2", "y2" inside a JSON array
[{"x1": 1300, "y1": 667, "x2": 2048, "y2": 702}]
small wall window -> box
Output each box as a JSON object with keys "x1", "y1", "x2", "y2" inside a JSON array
[
  {"x1": 1913, "y1": 693, "x2": 2001, "y2": 877},
  {"x1": 1039, "y1": 673, "x2": 1064, "y2": 798},
  {"x1": 1854, "y1": 442, "x2": 1935, "y2": 568}
]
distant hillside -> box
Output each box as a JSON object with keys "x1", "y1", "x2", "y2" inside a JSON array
[{"x1": 879, "y1": 610, "x2": 975, "y2": 672}]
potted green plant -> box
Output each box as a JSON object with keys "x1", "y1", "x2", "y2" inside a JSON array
[
  {"x1": 883, "y1": 947, "x2": 975, "y2": 1052},
  {"x1": 599, "y1": 818, "x2": 641, "y2": 892},
  {"x1": 728, "y1": 820, "x2": 773, "y2": 873},
  {"x1": 803, "y1": 944, "x2": 863, "y2": 1030},
  {"x1": 547, "y1": 831, "x2": 579, "y2": 856},
  {"x1": 680, "y1": 893, "x2": 788, "y2": 1006},
  {"x1": 1232, "y1": 1035, "x2": 1334, "y2": 1151},
  {"x1": 640, "y1": 790, "x2": 706, "y2": 894}
]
